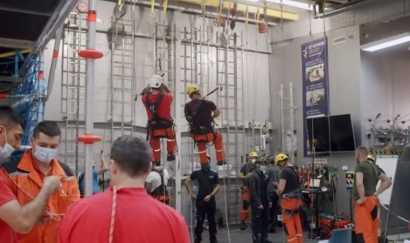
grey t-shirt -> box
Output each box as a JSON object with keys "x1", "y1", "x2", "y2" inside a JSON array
[{"x1": 265, "y1": 166, "x2": 280, "y2": 192}]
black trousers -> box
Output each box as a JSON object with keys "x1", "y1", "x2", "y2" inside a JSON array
[
  {"x1": 195, "y1": 198, "x2": 217, "y2": 241},
  {"x1": 251, "y1": 200, "x2": 269, "y2": 243},
  {"x1": 269, "y1": 192, "x2": 279, "y2": 230}
]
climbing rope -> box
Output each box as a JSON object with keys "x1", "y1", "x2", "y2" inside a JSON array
[{"x1": 222, "y1": 175, "x2": 232, "y2": 243}]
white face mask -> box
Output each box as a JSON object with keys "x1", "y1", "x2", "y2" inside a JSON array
[
  {"x1": 260, "y1": 165, "x2": 266, "y2": 172},
  {"x1": 251, "y1": 159, "x2": 256, "y2": 164},
  {"x1": 0, "y1": 143, "x2": 15, "y2": 163},
  {"x1": 34, "y1": 146, "x2": 57, "y2": 163}
]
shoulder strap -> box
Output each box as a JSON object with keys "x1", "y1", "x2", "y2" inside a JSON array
[{"x1": 145, "y1": 93, "x2": 165, "y2": 120}]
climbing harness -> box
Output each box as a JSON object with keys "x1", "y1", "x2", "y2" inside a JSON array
[{"x1": 151, "y1": 167, "x2": 170, "y2": 204}]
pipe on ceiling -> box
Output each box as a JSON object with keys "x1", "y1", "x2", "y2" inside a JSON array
[
  {"x1": 313, "y1": 0, "x2": 382, "y2": 19},
  {"x1": 109, "y1": 0, "x2": 278, "y2": 26},
  {"x1": 177, "y1": 0, "x2": 297, "y2": 21}
]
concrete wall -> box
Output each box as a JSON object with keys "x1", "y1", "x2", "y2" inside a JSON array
[{"x1": 270, "y1": 25, "x2": 362, "y2": 216}]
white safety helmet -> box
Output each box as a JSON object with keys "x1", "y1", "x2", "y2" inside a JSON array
[{"x1": 149, "y1": 75, "x2": 163, "y2": 89}]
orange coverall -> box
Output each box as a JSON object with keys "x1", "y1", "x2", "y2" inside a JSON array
[
  {"x1": 281, "y1": 197, "x2": 304, "y2": 243},
  {"x1": 191, "y1": 129, "x2": 225, "y2": 164},
  {"x1": 354, "y1": 195, "x2": 379, "y2": 243}
]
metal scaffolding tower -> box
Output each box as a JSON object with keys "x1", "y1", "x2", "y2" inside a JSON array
[
  {"x1": 280, "y1": 82, "x2": 296, "y2": 161},
  {"x1": 110, "y1": 18, "x2": 136, "y2": 138},
  {"x1": 61, "y1": 12, "x2": 87, "y2": 174},
  {"x1": 215, "y1": 31, "x2": 246, "y2": 224}
]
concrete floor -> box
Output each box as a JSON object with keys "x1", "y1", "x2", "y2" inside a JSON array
[{"x1": 193, "y1": 225, "x2": 320, "y2": 243}]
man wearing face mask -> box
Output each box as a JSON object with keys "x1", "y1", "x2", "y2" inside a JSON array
[
  {"x1": 184, "y1": 155, "x2": 220, "y2": 243},
  {"x1": 1, "y1": 121, "x2": 80, "y2": 243},
  {"x1": 0, "y1": 106, "x2": 24, "y2": 164},
  {"x1": 248, "y1": 158, "x2": 272, "y2": 243}
]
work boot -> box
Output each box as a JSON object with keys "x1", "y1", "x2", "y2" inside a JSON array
[
  {"x1": 194, "y1": 238, "x2": 201, "y2": 243},
  {"x1": 210, "y1": 239, "x2": 218, "y2": 243},
  {"x1": 262, "y1": 239, "x2": 273, "y2": 243},
  {"x1": 240, "y1": 221, "x2": 247, "y2": 230},
  {"x1": 217, "y1": 160, "x2": 227, "y2": 166},
  {"x1": 268, "y1": 228, "x2": 276, "y2": 233},
  {"x1": 167, "y1": 153, "x2": 175, "y2": 161},
  {"x1": 153, "y1": 161, "x2": 161, "y2": 166}
]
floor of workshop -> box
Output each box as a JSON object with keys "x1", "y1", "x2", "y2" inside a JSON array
[{"x1": 199, "y1": 225, "x2": 410, "y2": 243}]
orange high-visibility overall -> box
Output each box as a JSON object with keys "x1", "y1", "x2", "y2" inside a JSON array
[
  {"x1": 281, "y1": 197, "x2": 304, "y2": 243},
  {"x1": 354, "y1": 195, "x2": 379, "y2": 243},
  {"x1": 241, "y1": 186, "x2": 250, "y2": 221},
  {"x1": 149, "y1": 126, "x2": 176, "y2": 162},
  {"x1": 191, "y1": 128, "x2": 225, "y2": 164}
]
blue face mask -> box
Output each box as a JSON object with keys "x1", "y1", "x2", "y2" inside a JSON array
[{"x1": 260, "y1": 165, "x2": 266, "y2": 172}]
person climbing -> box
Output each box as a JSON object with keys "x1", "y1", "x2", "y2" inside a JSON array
[
  {"x1": 184, "y1": 155, "x2": 220, "y2": 243},
  {"x1": 237, "y1": 151, "x2": 258, "y2": 230},
  {"x1": 78, "y1": 155, "x2": 108, "y2": 197},
  {"x1": 248, "y1": 157, "x2": 272, "y2": 243},
  {"x1": 145, "y1": 165, "x2": 170, "y2": 205},
  {"x1": 274, "y1": 153, "x2": 303, "y2": 243},
  {"x1": 141, "y1": 74, "x2": 175, "y2": 166},
  {"x1": 265, "y1": 155, "x2": 281, "y2": 233},
  {"x1": 354, "y1": 146, "x2": 392, "y2": 243},
  {"x1": 184, "y1": 85, "x2": 226, "y2": 166}
]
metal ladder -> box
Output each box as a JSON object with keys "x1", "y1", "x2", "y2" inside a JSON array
[
  {"x1": 110, "y1": 18, "x2": 136, "y2": 138},
  {"x1": 280, "y1": 82, "x2": 296, "y2": 161},
  {"x1": 216, "y1": 32, "x2": 246, "y2": 224},
  {"x1": 61, "y1": 12, "x2": 87, "y2": 174}
]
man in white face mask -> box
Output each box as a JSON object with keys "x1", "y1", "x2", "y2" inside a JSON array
[
  {"x1": 1, "y1": 120, "x2": 80, "y2": 243},
  {"x1": 0, "y1": 107, "x2": 24, "y2": 164}
]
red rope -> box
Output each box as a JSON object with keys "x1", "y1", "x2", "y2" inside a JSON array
[{"x1": 109, "y1": 186, "x2": 117, "y2": 243}]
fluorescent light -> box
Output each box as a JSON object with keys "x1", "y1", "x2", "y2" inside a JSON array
[
  {"x1": 265, "y1": 0, "x2": 313, "y2": 11},
  {"x1": 361, "y1": 33, "x2": 410, "y2": 52}
]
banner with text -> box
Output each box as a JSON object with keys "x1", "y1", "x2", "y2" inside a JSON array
[{"x1": 302, "y1": 37, "x2": 330, "y2": 157}]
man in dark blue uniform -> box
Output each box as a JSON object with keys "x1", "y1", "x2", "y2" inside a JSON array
[
  {"x1": 249, "y1": 158, "x2": 272, "y2": 243},
  {"x1": 184, "y1": 155, "x2": 220, "y2": 243}
]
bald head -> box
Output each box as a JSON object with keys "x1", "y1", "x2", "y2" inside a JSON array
[{"x1": 355, "y1": 146, "x2": 368, "y2": 163}]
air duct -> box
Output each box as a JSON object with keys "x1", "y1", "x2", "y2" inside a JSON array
[{"x1": 313, "y1": 0, "x2": 384, "y2": 19}]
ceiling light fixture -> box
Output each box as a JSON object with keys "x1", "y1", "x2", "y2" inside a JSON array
[
  {"x1": 361, "y1": 32, "x2": 410, "y2": 52},
  {"x1": 264, "y1": 0, "x2": 313, "y2": 11}
]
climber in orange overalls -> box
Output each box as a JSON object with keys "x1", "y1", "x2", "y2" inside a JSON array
[
  {"x1": 237, "y1": 151, "x2": 258, "y2": 230},
  {"x1": 354, "y1": 147, "x2": 392, "y2": 243},
  {"x1": 275, "y1": 153, "x2": 303, "y2": 243},
  {"x1": 141, "y1": 75, "x2": 176, "y2": 166},
  {"x1": 184, "y1": 85, "x2": 226, "y2": 166}
]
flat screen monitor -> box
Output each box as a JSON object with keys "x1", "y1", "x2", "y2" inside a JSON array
[
  {"x1": 305, "y1": 116, "x2": 330, "y2": 154},
  {"x1": 329, "y1": 114, "x2": 356, "y2": 152},
  {"x1": 306, "y1": 114, "x2": 356, "y2": 154}
]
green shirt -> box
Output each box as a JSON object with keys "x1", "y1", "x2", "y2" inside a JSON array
[{"x1": 352, "y1": 161, "x2": 380, "y2": 200}]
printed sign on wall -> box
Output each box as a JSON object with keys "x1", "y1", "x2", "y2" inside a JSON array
[{"x1": 301, "y1": 37, "x2": 330, "y2": 157}]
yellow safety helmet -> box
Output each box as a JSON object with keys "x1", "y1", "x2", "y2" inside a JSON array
[
  {"x1": 249, "y1": 151, "x2": 258, "y2": 159},
  {"x1": 367, "y1": 154, "x2": 375, "y2": 162},
  {"x1": 275, "y1": 153, "x2": 289, "y2": 165},
  {"x1": 187, "y1": 85, "x2": 199, "y2": 96}
]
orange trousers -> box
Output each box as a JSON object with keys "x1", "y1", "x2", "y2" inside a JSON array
[
  {"x1": 354, "y1": 195, "x2": 379, "y2": 243},
  {"x1": 281, "y1": 198, "x2": 304, "y2": 243},
  {"x1": 241, "y1": 187, "x2": 250, "y2": 221},
  {"x1": 190, "y1": 129, "x2": 225, "y2": 164},
  {"x1": 149, "y1": 127, "x2": 176, "y2": 161}
]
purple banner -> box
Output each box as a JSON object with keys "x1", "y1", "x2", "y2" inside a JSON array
[{"x1": 302, "y1": 37, "x2": 330, "y2": 157}]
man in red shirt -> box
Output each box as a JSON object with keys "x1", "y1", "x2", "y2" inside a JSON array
[
  {"x1": 184, "y1": 85, "x2": 226, "y2": 166},
  {"x1": 141, "y1": 75, "x2": 175, "y2": 166},
  {"x1": 0, "y1": 106, "x2": 61, "y2": 243},
  {"x1": 59, "y1": 135, "x2": 190, "y2": 243}
]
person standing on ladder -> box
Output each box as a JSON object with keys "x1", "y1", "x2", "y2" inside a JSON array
[
  {"x1": 184, "y1": 155, "x2": 220, "y2": 243},
  {"x1": 274, "y1": 153, "x2": 304, "y2": 243},
  {"x1": 184, "y1": 85, "x2": 226, "y2": 166},
  {"x1": 353, "y1": 147, "x2": 391, "y2": 243},
  {"x1": 248, "y1": 157, "x2": 272, "y2": 243},
  {"x1": 237, "y1": 151, "x2": 258, "y2": 230},
  {"x1": 140, "y1": 75, "x2": 175, "y2": 166}
]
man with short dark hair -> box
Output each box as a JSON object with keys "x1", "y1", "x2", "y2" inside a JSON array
[
  {"x1": 264, "y1": 156, "x2": 280, "y2": 233},
  {"x1": 0, "y1": 107, "x2": 62, "y2": 243},
  {"x1": 185, "y1": 155, "x2": 220, "y2": 243},
  {"x1": 59, "y1": 135, "x2": 190, "y2": 243},
  {"x1": 1, "y1": 120, "x2": 80, "y2": 243},
  {"x1": 354, "y1": 146, "x2": 391, "y2": 243}
]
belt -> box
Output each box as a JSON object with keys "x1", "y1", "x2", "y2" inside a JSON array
[{"x1": 282, "y1": 193, "x2": 300, "y2": 199}]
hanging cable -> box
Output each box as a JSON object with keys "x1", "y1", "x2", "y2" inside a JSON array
[
  {"x1": 255, "y1": 10, "x2": 260, "y2": 29},
  {"x1": 244, "y1": 6, "x2": 249, "y2": 28},
  {"x1": 163, "y1": 0, "x2": 168, "y2": 15},
  {"x1": 151, "y1": 0, "x2": 155, "y2": 13}
]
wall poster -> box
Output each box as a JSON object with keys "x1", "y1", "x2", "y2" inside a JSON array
[{"x1": 302, "y1": 37, "x2": 330, "y2": 157}]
